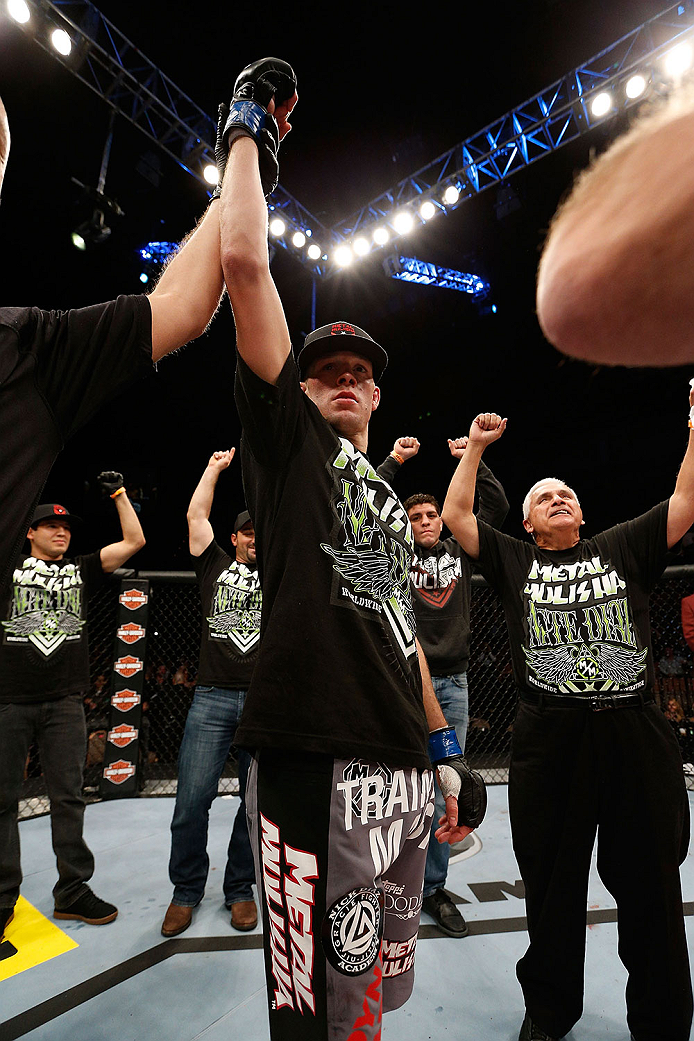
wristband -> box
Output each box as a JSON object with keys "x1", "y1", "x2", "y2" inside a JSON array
[
  {"x1": 391, "y1": 451, "x2": 405, "y2": 465},
  {"x1": 428, "y1": 726, "x2": 462, "y2": 764},
  {"x1": 110, "y1": 487, "x2": 126, "y2": 499}
]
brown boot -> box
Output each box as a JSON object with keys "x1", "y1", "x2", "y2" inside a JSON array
[
  {"x1": 230, "y1": 899, "x2": 257, "y2": 931},
  {"x1": 161, "y1": 902, "x2": 194, "y2": 937}
]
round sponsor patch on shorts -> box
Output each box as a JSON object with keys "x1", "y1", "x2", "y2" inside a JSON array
[{"x1": 321, "y1": 886, "x2": 383, "y2": 975}]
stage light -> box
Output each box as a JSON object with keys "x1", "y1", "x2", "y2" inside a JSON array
[
  {"x1": 393, "y1": 211, "x2": 414, "y2": 235},
  {"x1": 353, "y1": 237, "x2": 369, "y2": 256},
  {"x1": 625, "y1": 73, "x2": 647, "y2": 99},
  {"x1": 334, "y1": 245, "x2": 353, "y2": 267},
  {"x1": 373, "y1": 227, "x2": 389, "y2": 246},
  {"x1": 269, "y1": 218, "x2": 286, "y2": 237},
  {"x1": 443, "y1": 185, "x2": 460, "y2": 205},
  {"x1": 71, "y1": 208, "x2": 110, "y2": 250},
  {"x1": 307, "y1": 243, "x2": 322, "y2": 260},
  {"x1": 665, "y1": 41, "x2": 693, "y2": 77},
  {"x1": 7, "y1": 0, "x2": 30, "y2": 23},
  {"x1": 590, "y1": 92, "x2": 613, "y2": 117},
  {"x1": 292, "y1": 231, "x2": 306, "y2": 248},
  {"x1": 420, "y1": 200, "x2": 436, "y2": 220},
  {"x1": 139, "y1": 272, "x2": 149, "y2": 284},
  {"x1": 51, "y1": 28, "x2": 72, "y2": 55},
  {"x1": 203, "y1": 164, "x2": 218, "y2": 185}
]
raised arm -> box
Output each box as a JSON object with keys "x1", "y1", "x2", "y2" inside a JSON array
[
  {"x1": 536, "y1": 93, "x2": 694, "y2": 366},
  {"x1": 187, "y1": 450, "x2": 235, "y2": 557},
  {"x1": 442, "y1": 414, "x2": 507, "y2": 559},
  {"x1": 148, "y1": 203, "x2": 225, "y2": 362},
  {"x1": 0, "y1": 94, "x2": 9, "y2": 199},
  {"x1": 218, "y1": 60, "x2": 298, "y2": 385},
  {"x1": 375, "y1": 436, "x2": 420, "y2": 483},
  {"x1": 667, "y1": 383, "x2": 694, "y2": 548},
  {"x1": 98, "y1": 474, "x2": 146, "y2": 573}
]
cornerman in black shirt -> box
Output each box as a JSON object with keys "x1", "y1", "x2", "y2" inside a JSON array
[
  {"x1": 441, "y1": 402, "x2": 694, "y2": 1041},
  {"x1": 0, "y1": 91, "x2": 227, "y2": 608},
  {"x1": 161, "y1": 450, "x2": 259, "y2": 938},
  {"x1": 217, "y1": 58, "x2": 484, "y2": 1041},
  {"x1": 379, "y1": 437, "x2": 509, "y2": 937},
  {"x1": 0, "y1": 478, "x2": 145, "y2": 937}
]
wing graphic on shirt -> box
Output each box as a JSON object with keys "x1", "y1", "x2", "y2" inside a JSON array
[
  {"x1": 2, "y1": 610, "x2": 46, "y2": 636},
  {"x1": 589, "y1": 642, "x2": 648, "y2": 684},
  {"x1": 55, "y1": 611, "x2": 85, "y2": 636},
  {"x1": 321, "y1": 543, "x2": 416, "y2": 633},
  {"x1": 208, "y1": 608, "x2": 260, "y2": 633},
  {"x1": 523, "y1": 643, "x2": 580, "y2": 686}
]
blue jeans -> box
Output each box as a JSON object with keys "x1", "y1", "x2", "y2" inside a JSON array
[
  {"x1": 168, "y1": 685, "x2": 254, "y2": 906},
  {"x1": 423, "y1": 671, "x2": 469, "y2": 898},
  {"x1": 0, "y1": 695, "x2": 94, "y2": 909}
]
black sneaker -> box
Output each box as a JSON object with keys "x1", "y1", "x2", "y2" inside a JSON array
[
  {"x1": 0, "y1": 906, "x2": 14, "y2": 938},
  {"x1": 422, "y1": 888, "x2": 469, "y2": 937},
  {"x1": 518, "y1": 1013, "x2": 558, "y2": 1041},
  {"x1": 54, "y1": 887, "x2": 118, "y2": 925}
]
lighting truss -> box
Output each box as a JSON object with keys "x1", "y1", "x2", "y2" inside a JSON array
[
  {"x1": 325, "y1": 1, "x2": 694, "y2": 274},
  {"x1": 384, "y1": 255, "x2": 490, "y2": 298},
  {"x1": 7, "y1": 0, "x2": 694, "y2": 282}
]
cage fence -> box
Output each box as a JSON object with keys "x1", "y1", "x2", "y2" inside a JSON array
[{"x1": 18, "y1": 566, "x2": 694, "y2": 820}]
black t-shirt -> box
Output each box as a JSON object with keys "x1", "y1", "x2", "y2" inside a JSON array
[
  {"x1": 194, "y1": 539, "x2": 261, "y2": 689},
  {"x1": 377, "y1": 457, "x2": 508, "y2": 675},
  {"x1": 233, "y1": 353, "x2": 429, "y2": 768},
  {"x1": 0, "y1": 297, "x2": 153, "y2": 604},
  {"x1": 476, "y1": 501, "x2": 669, "y2": 699},
  {"x1": 0, "y1": 551, "x2": 105, "y2": 703}
]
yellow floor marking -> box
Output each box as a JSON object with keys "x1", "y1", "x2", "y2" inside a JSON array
[{"x1": 0, "y1": 896, "x2": 78, "y2": 980}]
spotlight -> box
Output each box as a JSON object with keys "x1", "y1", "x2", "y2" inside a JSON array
[
  {"x1": 307, "y1": 243, "x2": 322, "y2": 260},
  {"x1": 625, "y1": 73, "x2": 647, "y2": 99},
  {"x1": 373, "y1": 227, "x2": 389, "y2": 246},
  {"x1": 51, "y1": 28, "x2": 72, "y2": 55},
  {"x1": 7, "y1": 0, "x2": 30, "y2": 23},
  {"x1": 139, "y1": 272, "x2": 149, "y2": 284},
  {"x1": 665, "y1": 41, "x2": 693, "y2": 78},
  {"x1": 393, "y1": 211, "x2": 414, "y2": 235},
  {"x1": 203, "y1": 164, "x2": 219, "y2": 186},
  {"x1": 334, "y1": 245, "x2": 353, "y2": 267},
  {"x1": 443, "y1": 185, "x2": 460, "y2": 205},
  {"x1": 269, "y1": 218, "x2": 286, "y2": 237},
  {"x1": 353, "y1": 237, "x2": 369, "y2": 256},
  {"x1": 71, "y1": 208, "x2": 111, "y2": 250},
  {"x1": 420, "y1": 200, "x2": 436, "y2": 220},
  {"x1": 590, "y1": 91, "x2": 613, "y2": 117},
  {"x1": 292, "y1": 231, "x2": 306, "y2": 248}
]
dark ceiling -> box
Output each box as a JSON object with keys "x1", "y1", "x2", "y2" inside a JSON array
[{"x1": 0, "y1": 0, "x2": 690, "y2": 567}]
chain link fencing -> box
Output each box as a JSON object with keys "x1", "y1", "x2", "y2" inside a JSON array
[{"x1": 18, "y1": 565, "x2": 694, "y2": 819}]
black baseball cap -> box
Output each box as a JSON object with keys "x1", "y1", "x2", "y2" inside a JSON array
[
  {"x1": 296, "y1": 321, "x2": 388, "y2": 381},
  {"x1": 233, "y1": 509, "x2": 253, "y2": 533},
  {"x1": 29, "y1": 504, "x2": 81, "y2": 528}
]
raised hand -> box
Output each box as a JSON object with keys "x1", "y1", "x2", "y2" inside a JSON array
[
  {"x1": 207, "y1": 449, "x2": 235, "y2": 472},
  {"x1": 392, "y1": 436, "x2": 420, "y2": 462},
  {"x1": 468, "y1": 412, "x2": 507, "y2": 446},
  {"x1": 447, "y1": 436, "x2": 469, "y2": 459}
]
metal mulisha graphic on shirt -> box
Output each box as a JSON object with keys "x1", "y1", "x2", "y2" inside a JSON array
[
  {"x1": 410, "y1": 551, "x2": 461, "y2": 608},
  {"x1": 206, "y1": 562, "x2": 261, "y2": 656},
  {"x1": 320, "y1": 438, "x2": 416, "y2": 659},
  {"x1": 521, "y1": 553, "x2": 648, "y2": 694},
  {"x1": 2, "y1": 557, "x2": 85, "y2": 658}
]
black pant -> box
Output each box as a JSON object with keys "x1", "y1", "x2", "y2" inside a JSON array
[
  {"x1": 510, "y1": 699, "x2": 692, "y2": 1041},
  {"x1": 0, "y1": 694, "x2": 94, "y2": 909}
]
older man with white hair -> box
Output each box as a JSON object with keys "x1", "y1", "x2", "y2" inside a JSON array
[{"x1": 441, "y1": 405, "x2": 694, "y2": 1041}]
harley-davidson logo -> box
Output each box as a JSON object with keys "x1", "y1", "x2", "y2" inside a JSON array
[
  {"x1": 111, "y1": 689, "x2": 140, "y2": 712},
  {"x1": 114, "y1": 655, "x2": 143, "y2": 678},
  {"x1": 119, "y1": 588, "x2": 148, "y2": 611},
  {"x1": 117, "y1": 622, "x2": 146, "y2": 644},
  {"x1": 103, "y1": 759, "x2": 136, "y2": 785},
  {"x1": 108, "y1": 723, "x2": 138, "y2": 748}
]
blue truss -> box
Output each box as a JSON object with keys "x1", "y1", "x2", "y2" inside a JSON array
[
  {"x1": 384, "y1": 256, "x2": 490, "y2": 298},
  {"x1": 7, "y1": 0, "x2": 694, "y2": 282}
]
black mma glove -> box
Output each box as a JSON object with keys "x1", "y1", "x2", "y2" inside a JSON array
[
  {"x1": 98, "y1": 471, "x2": 125, "y2": 497},
  {"x1": 428, "y1": 727, "x2": 487, "y2": 829},
  {"x1": 217, "y1": 57, "x2": 297, "y2": 199}
]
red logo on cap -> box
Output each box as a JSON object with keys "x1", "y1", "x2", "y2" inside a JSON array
[
  {"x1": 331, "y1": 322, "x2": 355, "y2": 336},
  {"x1": 53, "y1": 505, "x2": 67, "y2": 515}
]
